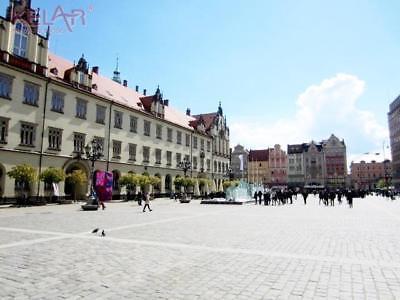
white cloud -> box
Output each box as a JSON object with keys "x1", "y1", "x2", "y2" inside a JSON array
[{"x1": 230, "y1": 73, "x2": 389, "y2": 156}]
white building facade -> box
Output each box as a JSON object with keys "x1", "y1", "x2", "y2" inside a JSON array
[{"x1": 0, "y1": 1, "x2": 230, "y2": 201}]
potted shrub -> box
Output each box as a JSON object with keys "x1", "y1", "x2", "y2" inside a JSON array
[
  {"x1": 120, "y1": 173, "x2": 140, "y2": 201},
  {"x1": 39, "y1": 167, "x2": 65, "y2": 203},
  {"x1": 7, "y1": 164, "x2": 37, "y2": 205},
  {"x1": 179, "y1": 177, "x2": 196, "y2": 203}
]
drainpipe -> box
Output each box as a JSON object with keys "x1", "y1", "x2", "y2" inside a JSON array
[
  {"x1": 190, "y1": 132, "x2": 193, "y2": 178},
  {"x1": 106, "y1": 101, "x2": 113, "y2": 171},
  {"x1": 36, "y1": 77, "x2": 51, "y2": 201}
]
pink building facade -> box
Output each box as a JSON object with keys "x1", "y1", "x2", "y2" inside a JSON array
[{"x1": 268, "y1": 144, "x2": 287, "y2": 186}]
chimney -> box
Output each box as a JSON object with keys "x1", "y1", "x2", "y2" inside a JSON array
[
  {"x1": 143, "y1": 89, "x2": 147, "y2": 96},
  {"x1": 123, "y1": 80, "x2": 128, "y2": 87},
  {"x1": 92, "y1": 66, "x2": 99, "y2": 74},
  {"x1": 135, "y1": 85, "x2": 139, "y2": 92},
  {"x1": 164, "y1": 99, "x2": 169, "y2": 106},
  {"x1": 186, "y1": 108, "x2": 191, "y2": 116}
]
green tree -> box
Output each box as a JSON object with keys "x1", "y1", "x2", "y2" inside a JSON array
[
  {"x1": 7, "y1": 164, "x2": 37, "y2": 194},
  {"x1": 66, "y1": 170, "x2": 87, "y2": 201},
  {"x1": 39, "y1": 167, "x2": 65, "y2": 187}
]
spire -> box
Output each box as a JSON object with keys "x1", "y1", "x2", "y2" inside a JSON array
[
  {"x1": 218, "y1": 101, "x2": 223, "y2": 116},
  {"x1": 112, "y1": 56, "x2": 121, "y2": 84}
]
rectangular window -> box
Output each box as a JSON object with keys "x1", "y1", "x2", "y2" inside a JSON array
[
  {"x1": 114, "y1": 110, "x2": 123, "y2": 129},
  {"x1": 177, "y1": 131, "x2": 182, "y2": 145},
  {"x1": 76, "y1": 98, "x2": 87, "y2": 119},
  {"x1": 96, "y1": 105, "x2": 106, "y2": 124},
  {"x1": 207, "y1": 159, "x2": 211, "y2": 171},
  {"x1": 20, "y1": 122, "x2": 37, "y2": 147},
  {"x1": 185, "y1": 134, "x2": 190, "y2": 147},
  {"x1": 112, "y1": 140, "x2": 121, "y2": 158},
  {"x1": 51, "y1": 91, "x2": 64, "y2": 113},
  {"x1": 207, "y1": 141, "x2": 211, "y2": 152},
  {"x1": 155, "y1": 149, "x2": 162, "y2": 164},
  {"x1": 193, "y1": 156, "x2": 198, "y2": 170},
  {"x1": 200, "y1": 139, "x2": 205, "y2": 151},
  {"x1": 23, "y1": 82, "x2": 39, "y2": 106},
  {"x1": 0, "y1": 73, "x2": 13, "y2": 99},
  {"x1": 144, "y1": 120, "x2": 151, "y2": 136},
  {"x1": 167, "y1": 151, "x2": 172, "y2": 166},
  {"x1": 129, "y1": 143, "x2": 137, "y2": 161},
  {"x1": 176, "y1": 153, "x2": 182, "y2": 167},
  {"x1": 93, "y1": 136, "x2": 104, "y2": 156},
  {"x1": 185, "y1": 154, "x2": 190, "y2": 162},
  {"x1": 143, "y1": 146, "x2": 150, "y2": 163},
  {"x1": 48, "y1": 127, "x2": 62, "y2": 151},
  {"x1": 193, "y1": 136, "x2": 198, "y2": 149},
  {"x1": 73, "y1": 132, "x2": 85, "y2": 153},
  {"x1": 167, "y1": 128, "x2": 173, "y2": 142},
  {"x1": 156, "y1": 124, "x2": 162, "y2": 139},
  {"x1": 0, "y1": 117, "x2": 9, "y2": 144},
  {"x1": 130, "y1": 116, "x2": 138, "y2": 133}
]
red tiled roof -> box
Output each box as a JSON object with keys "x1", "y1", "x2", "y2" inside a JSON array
[
  {"x1": 47, "y1": 53, "x2": 195, "y2": 130},
  {"x1": 249, "y1": 149, "x2": 269, "y2": 162},
  {"x1": 193, "y1": 112, "x2": 217, "y2": 130}
]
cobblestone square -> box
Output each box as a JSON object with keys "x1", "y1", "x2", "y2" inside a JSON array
[{"x1": 1, "y1": 196, "x2": 400, "y2": 299}]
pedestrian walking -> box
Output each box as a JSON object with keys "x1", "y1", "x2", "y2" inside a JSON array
[
  {"x1": 143, "y1": 192, "x2": 152, "y2": 212},
  {"x1": 301, "y1": 190, "x2": 308, "y2": 205}
]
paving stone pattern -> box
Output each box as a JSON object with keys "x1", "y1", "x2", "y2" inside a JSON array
[{"x1": 0, "y1": 195, "x2": 400, "y2": 299}]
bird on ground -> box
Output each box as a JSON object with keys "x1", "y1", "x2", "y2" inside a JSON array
[
  {"x1": 92, "y1": 228, "x2": 99, "y2": 234},
  {"x1": 101, "y1": 230, "x2": 106, "y2": 237}
]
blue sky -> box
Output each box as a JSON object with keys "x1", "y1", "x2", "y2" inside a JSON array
[{"x1": 5, "y1": 0, "x2": 399, "y2": 162}]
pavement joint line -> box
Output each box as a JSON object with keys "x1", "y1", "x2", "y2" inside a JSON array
[
  {"x1": 2, "y1": 224, "x2": 400, "y2": 269},
  {"x1": 70, "y1": 235, "x2": 400, "y2": 269},
  {"x1": 0, "y1": 212, "x2": 219, "y2": 249}
]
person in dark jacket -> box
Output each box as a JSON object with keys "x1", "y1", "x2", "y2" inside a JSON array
[{"x1": 301, "y1": 190, "x2": 309, "y2": 205}]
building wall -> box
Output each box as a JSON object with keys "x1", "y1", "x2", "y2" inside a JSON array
[
  {"x1": 231, "y1": 144, "x2": 248, "y2": 180},
  {"x1": 268, "y1": 144, "x2": 287, "y2": 186},
  {"x1": 350, "y1": 160, "x2": 392, "y2": 190},
  {"x1": 248, "y1": 160, "x2": 269, "y2": 185},
  {"x1": 388, "y1": 97, "x2": 400, "y2": 189}
]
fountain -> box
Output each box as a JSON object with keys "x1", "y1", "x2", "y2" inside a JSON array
[{"x1": 201, "y1": 180, "x2": 254, "y2": 205}]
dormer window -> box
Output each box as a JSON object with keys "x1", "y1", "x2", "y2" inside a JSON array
[
  {"x1": 79, "y1": 72, "x2": 85, "y2": 84},
  {"x1": 13, "y1": 21, "x2": 29, "y2": 58}
]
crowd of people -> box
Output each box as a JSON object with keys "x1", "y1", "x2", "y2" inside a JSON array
[{"x1": 252, "y1": 188, "x2": 373, "y2": 208}]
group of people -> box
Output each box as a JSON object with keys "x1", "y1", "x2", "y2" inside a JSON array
[{"x1": 253, "y1": 188, "x2": 358, "y2": 208}]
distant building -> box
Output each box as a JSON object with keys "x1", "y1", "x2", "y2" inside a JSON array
[
  {"x1": 287, "y1": 134, "x2": 347, "y2": 188},
  {"x1": 388, "y1": 96, "x2": 400, "y2": 188},
  {"x1": 322, "y1": 134, "x2": 347, "y2": 188},
  {"x1": 350, "y1": 160, "x2": 392, "y2": 190},
  {"x1": 231, "y1": 144, "x2": 248, "y2": 180},
  {"x1": 248, "y1": 150, "x2": 269, "y2": 185},
  {"x1": 268, "y1": 144, "x2": 287, "y2": 186}
]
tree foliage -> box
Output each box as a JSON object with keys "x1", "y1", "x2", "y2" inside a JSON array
[
  {"x1": 7, "y1": 164, "x2": 37, "y2": 184},
  {"x1": 66, "y1": 170, "x2": 87, "y2": 185},
  {"x1": 39, "y1": 167, "x2": 65, "y2": 184}
]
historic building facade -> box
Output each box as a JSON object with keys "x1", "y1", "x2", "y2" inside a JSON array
[
  {"x1": 0, "y1": 1, "x2": 230, "y2": 200},
  {"x1": 268, "y1": 144, "x2": 287, "y2": 186},
  {"x1": 287, "y1": 135, "x2": 347, "y2": 188},
  {"x1": 322, "y1": 134, "x2": 347, "y2": 188},
  {"x1": 350, "y1": 159, "x2": 392, "y2": 190},
  {"x1": 388, "y1": 95, "x2": 400, "y2": 189},
  {"x1": 230, "y1": 144, "x2": 248, "y2": 180},
  {"x1": 248, "y1": 149, "x2": 269, "y2": 185}
]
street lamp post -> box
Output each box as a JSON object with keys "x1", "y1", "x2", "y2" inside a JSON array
[
  {"x1": 84, "y1": 139, "x2": 103, "y2": 205},
  {"x1": 178, "y1": 157, "x2": 192, "y2": 177}
]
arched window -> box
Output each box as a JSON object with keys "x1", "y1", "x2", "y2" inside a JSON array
[{"x1": 14, "y1": 21, "x2": 29, "y2": 58}]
